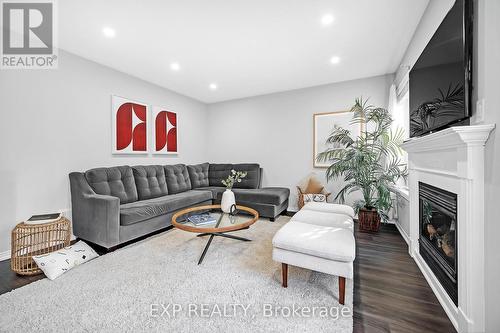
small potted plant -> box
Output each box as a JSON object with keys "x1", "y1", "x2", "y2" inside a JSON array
[
  {"x1": 221, "y1": 170, "x2": 247, "y2": 213},
  {"x1": 316, "y1": 98, "x2": 407, "y2": 232}
]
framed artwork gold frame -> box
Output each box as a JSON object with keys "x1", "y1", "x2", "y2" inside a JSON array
[{"x1": 313, "y1": 111, "x2": 362, "y2": 168}]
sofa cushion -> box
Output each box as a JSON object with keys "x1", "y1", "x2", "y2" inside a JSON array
[
  {"x1": 85, "y1": 166, "x2": 138, "y2": 204},
  {"x1": 164, "y1": 164, "x2": 192, "y2": 194},
  {"x1": 208, "y1": 164, "x2": 233, "y2": 187},
  {"x1": 187, "y1": 163, "x2": 209, "y2": 188},
  {"x1": 272, "y1": 221, "x2": 355, "y2": 262},
  {"x1": 291, "y1": 209, "x2": 354, "y2": 232},
  {"x1": 232, "y1": 163, "x2": 260, "y2": 189},
  {"x1": 119, "y1": 190, "x2": 212, "y2": 226},
  {"x1": 196, "y1": 186, "x2": 226, "y2": 199},
  {"x1": 132, "y1": 165, "x2": 168, "y2": 200},
  {"x1": 232, "y1": 187, "x2": 290, "y2": 206},
  {"x1": 302, "y1": 202, "x2": 355, "y2": 219}
]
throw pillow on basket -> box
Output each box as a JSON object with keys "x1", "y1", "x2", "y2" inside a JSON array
[
  {"x1": 302, "y1": 193, "x2": 327, "y2": 205},
  {"x1": 297, "y1": 176, "x2": 331, "y2": 209}
]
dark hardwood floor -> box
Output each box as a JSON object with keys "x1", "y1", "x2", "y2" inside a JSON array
[
  {"x1": 353, "y1": 223, "x2": 456, "y2": 333},
  {"x1": 0, "y1": 222, "x2": 456, "y2": 333}
]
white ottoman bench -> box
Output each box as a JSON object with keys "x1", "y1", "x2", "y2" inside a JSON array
[{"x1": 272, "y1": 202, "x2": 356, "y2": 304}]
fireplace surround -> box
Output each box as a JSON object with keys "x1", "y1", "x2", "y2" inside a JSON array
[{"x1": 402, "y1": 124, "x2": 494, "y2": 333}]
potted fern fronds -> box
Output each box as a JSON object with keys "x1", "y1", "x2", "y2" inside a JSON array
[{"x1": 316, "y1": 98, "x2": 407, "y2": 232}]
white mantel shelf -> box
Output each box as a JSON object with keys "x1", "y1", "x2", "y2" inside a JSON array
[
  {"x1": 401, "y1": 124, "x2": 496, "y2": 152},
  {"x1": 401, "y1": 124, "x2": 495, "y2": 333}
]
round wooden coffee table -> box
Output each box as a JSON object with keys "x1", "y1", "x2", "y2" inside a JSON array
[{"x1": 172, "y1": 204, "x2": 259, "y2": 265}]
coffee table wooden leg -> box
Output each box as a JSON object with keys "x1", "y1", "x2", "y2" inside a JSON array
[{"x1": 282, "y1": 263, "x2": 288, "y2": 288}]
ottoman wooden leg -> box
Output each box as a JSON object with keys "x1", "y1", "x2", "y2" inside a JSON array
[
  {"x1": 339, "y1": 276, "x2": 346, "y2": 305},
  {"x1": 282, "y1": 263, "x2": 288, "y2": 288}
]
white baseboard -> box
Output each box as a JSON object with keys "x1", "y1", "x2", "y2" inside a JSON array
[
  {"x1": 394, "y1": 221, "x2": 410, "y2": 246},
  {"x1": 0, "y1": 250, "x2": 11, "y2": 262},
  {"x1": 413, "y1": 251, "x2": 459, "y2": 332}
]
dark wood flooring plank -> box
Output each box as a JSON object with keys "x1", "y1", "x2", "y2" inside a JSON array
[{"x1": 353, "y1": 223, "x2": 456, "y2": 333}]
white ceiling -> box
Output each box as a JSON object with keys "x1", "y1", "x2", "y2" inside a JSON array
[{"x1": 59, "y1": 0, "x2": 429, "y2": 103}]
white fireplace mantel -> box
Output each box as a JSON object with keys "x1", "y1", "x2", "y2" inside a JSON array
[
  {"x1": 401, "y1": 124, "x2": 495, "y2": 333},
  {"x1": 402, "y1": 124, "x2": 495, "y2": 152}
]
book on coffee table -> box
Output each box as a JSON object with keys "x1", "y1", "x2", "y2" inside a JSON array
[{"x1": 187, "y1": 214, "x2": 217, "y2": 226}]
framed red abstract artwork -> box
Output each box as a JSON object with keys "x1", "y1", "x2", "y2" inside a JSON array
[
  {"x1": 153, "y1": 106, "x2": 178, "y2": 154},
  {"x1": 112, "y1": 95, "x2": 149, "y2": 154}
]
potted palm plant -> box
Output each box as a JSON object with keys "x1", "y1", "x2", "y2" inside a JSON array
[{"x1": 316, "y1": 98, "x2": 407, "y2": 232}]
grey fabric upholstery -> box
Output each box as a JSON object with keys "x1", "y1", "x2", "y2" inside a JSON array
[
  {"x1": 187, "y1": 163, "x2": 209, "y2": 188},
  {"x1": 69, "y1": 172, "x2": 121, "y2": 248},
  {"x1": 207, "y1": 163, "x2": 260, "y2": 189},
  {"x1": 70, "y1": 163, "x2": 291, "y2": 249},
  {"x1": 120, "y1": 190, "x2": 212, "y2": 226},
  {"x1": 213, "y1": 196, "x2": 289, "y2": 219},
  {"x1": 164, "y1": 164, "x2": 192, "y2": 194},
  {"x1": 119, "y1": 200, "x2": 212, "y2": 244},
  {"x1": 258, "y1": 168, "x2": 263, "y2": 188},
  {"x1": 232, "y1": 163, "x2": 260, "y2": 189},
  {"x1": 85, "y1": 166, "x2": 138, "y2": 204},
  {"x1": 196, "y1": 186, "x2": 226, "y2": 200},
  {"x1": 132, "y1": 165, "x2": 168, "y2": 200},
  {"x1": 211, "y1": 187, "x2": 290, "y2": 219},
  {"x1": 233, "y1": 187, "x2": 290, "y2": 206},
  {"x1": 208, "y1": 164, "x2": 232, "y2": 187}
]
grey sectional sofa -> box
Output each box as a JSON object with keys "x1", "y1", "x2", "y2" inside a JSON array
[{"x1": 69, "y1": 163, "x2": 289, "y2": 249}]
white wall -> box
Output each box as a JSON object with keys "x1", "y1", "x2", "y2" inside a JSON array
[
  {"x1": 474, "y1": 0, "x2": 500, "y2": 331},
  {"x1": 206, "y1": 74, "x2": 393, "y2": 211},
  {"x1": 395, "y1": 0, "x2": 455, "y2": 82},
  {"x1": 0, "y1": 50, "x2": 208, "y2": 256}
]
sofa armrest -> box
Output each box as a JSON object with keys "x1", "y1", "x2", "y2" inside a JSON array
[{"x1": 69, "y1": 172, "x2": 120, "y2": 248}]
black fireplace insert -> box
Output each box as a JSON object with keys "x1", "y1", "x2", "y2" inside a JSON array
[{"x1": 419, "y1": 182, "x2": 458, "y2": 305}]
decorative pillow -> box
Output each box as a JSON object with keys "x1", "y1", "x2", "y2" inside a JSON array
[
  {"x1": 132, "y1": 165, "x2": 168, "y2": 200},
  {"x1": 304, "y1": 178, "x2": 324, "y2": 194},
  {"x1": 32, "y1": 241, "x2": 99, "y2": 280},
  {"x1": 303, "y1": 193, "x2": 327, "y2": 204},
  {"x1": 85, "y1": 166, "x2": 138, "y2": 204},
  {"x1": 232, "y1": 163, "x2": 260, "y2": 189},
  {"x1": 208, "y1": 164, "x2": 233, "y2": 187},
  {"x1": 164, "y1": 164, "x2": 192, "y2": 194},
  {"x1": 187, "y1": 163, "x2": 209, "y2": 188}
]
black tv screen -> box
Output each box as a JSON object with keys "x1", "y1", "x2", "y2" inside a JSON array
[{"x1": 409, "y1": 0, "x2": 472, "y2": 137}]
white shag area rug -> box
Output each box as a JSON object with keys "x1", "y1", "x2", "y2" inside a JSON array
[{"x1": 0, "y1": 216, "x2": 353, "y2": 332}]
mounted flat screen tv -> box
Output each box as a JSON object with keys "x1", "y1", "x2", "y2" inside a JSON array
[{"x1": 409, "y1": 0, "x2": 473, "y2": 138}]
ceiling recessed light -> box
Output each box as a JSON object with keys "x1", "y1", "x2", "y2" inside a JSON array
[
  {"x1": 209, "y1": 83, "x2": 218, "y2": 90},
  {"x1": 330, "y1": 56, "x2": 341, "y2": 64},
  {"x1": 170, "y1": 62, "x2": 181, "y2": 71},
  {"x1": 321, "y1": 14, "x2": 335, "y2": 26},
  {"x1": 102, "y1": 27, "x2": 116, "y2": 38}
]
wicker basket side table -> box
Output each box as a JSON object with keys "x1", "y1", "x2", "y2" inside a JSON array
[{"x1": 11, "y1": 217, "x2": 71, "y2": 275}]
